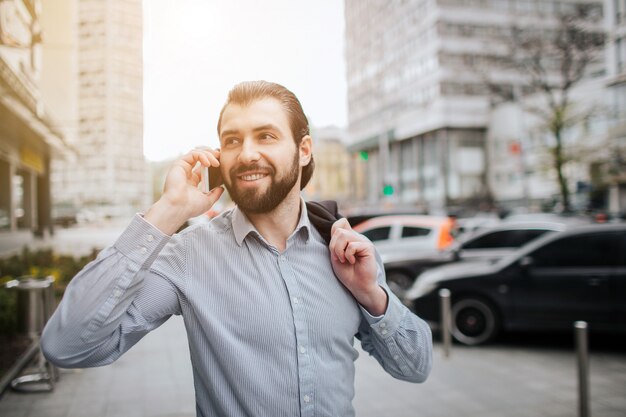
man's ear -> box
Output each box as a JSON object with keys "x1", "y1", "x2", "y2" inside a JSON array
[{"x1": 299, "y1": 135, "x2": 313, "y2": 167}]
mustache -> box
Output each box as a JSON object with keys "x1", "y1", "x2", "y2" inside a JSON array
[{"x1": 231, "y1": 163, "x2": 275, "y2": 176}]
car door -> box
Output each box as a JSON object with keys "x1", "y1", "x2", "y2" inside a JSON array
[{"x1": 511, "y1": 231, "x2": 620, "y2": 329}]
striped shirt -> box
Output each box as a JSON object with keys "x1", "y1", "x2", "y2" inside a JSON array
[{"x1": 42, "y1": 200, "x2": 432, "y2": 417}]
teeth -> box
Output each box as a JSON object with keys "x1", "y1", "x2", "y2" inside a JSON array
[{"x1": 241, "y1": 173, "x2": 267, "y2": 181}]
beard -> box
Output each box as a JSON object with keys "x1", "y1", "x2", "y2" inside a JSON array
[{"x1": 224, "y1": 150, "x2": 300, "y2": 215}]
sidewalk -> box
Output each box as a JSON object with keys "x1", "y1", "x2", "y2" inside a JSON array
[{"x1": 1, "y1": 317, "x2": 625, "y2": 417}]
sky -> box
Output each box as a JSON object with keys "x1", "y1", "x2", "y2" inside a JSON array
[{"x1": 142, "y1": 0, "x2": 347, "y2": 161}]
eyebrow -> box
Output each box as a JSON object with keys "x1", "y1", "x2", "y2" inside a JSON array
[{"x1": 220, "y1": 124, "x2": 282, "y2": 138}]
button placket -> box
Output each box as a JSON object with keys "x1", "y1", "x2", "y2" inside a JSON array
[{"x1": 276, "y1": 253, "x2": 315, "y2": 416}]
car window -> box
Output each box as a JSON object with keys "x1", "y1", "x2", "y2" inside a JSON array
[
  {"x1": 463, "y1": 229, "x2": 549, "y2": 249},
  {"x1": 531, "y1": 232, "x2": 624, "y2": 267},
  {"x1": 401, "y1": 226, "x2": 431, "y2": 238},
  {"x1": 362, "y1": 226, "x2": 391, "y2": 242}
]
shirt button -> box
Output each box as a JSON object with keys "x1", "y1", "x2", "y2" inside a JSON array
[
  {"x1": 381, "y1": 329, "x2": 388, "y2": 336},
  {"x1": 303, "y1": 395, "x2": 311, "y2": 403},
  {"x1": 393, "y1": 354, "x2": 399, "y2": 360},
  {"x1": 140, "y1": 246, "x2": 148, "y2": 254},
  {"x1": 146, "y1": 234, "x2": 154, "y2": 242},
  {"x1": 380, "y1": 322, "x2": 387, "y2": 328},
  {"x1": 113, "y1": 289, "x2": 122, "y2": 297},
  {"x1": 299, "y1": 345, "x2": 306, "y2": 354},
  {"x1": 292, "y1": 297, "x2": 299, "y2": 304}
]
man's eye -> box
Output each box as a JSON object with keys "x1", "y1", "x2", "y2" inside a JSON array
[
  {"x1": 260, "y1": 133, "x2": 276, "y2": 141},
  {"x1": 224, "y1": 137, "x2": 240, "y2": 145}
]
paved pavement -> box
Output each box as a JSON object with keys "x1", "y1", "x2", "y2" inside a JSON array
[{"x1": 1, "y1": 317, "x2": 625, "y2": 417}]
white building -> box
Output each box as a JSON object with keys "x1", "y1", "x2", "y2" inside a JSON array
[
  {"x1": 344, "y1": 0, "x2": 603, "y2": 213},
  {"x1": 50, "y1": 0, "x2": 149, "y2": 219}
]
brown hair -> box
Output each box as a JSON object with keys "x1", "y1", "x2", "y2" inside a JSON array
[{"x1": 217, "y1": 81, "x2": 315, "y2": 190}]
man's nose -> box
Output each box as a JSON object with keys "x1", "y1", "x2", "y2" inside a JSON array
[{"x1": 238, "y1": 139, "x2": 261, "y2": 164}]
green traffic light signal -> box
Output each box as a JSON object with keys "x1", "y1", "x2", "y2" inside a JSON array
[
  {"x1": 359, "y1": 151, "x2": 369, "y2": 161},
  {"x1": 383, "y1": 184, "x2": 394, "y2": 196}
]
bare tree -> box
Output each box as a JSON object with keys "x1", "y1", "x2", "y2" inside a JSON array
[{"x1": 487, "y1": 4, "x2": 605, "y2": 212}]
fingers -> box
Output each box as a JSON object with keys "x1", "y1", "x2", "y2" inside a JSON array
[
  {"x1": 181, "y1": 147, "x2": 220, "y2": 170},
  {"x1": 191, "y1": 165, "x2": 202, "y2": 184},
  {"x1": 329, "y1": 219, "x2": 369, "y2": 264},
  {"x1": 343, "y1": 241, "x2": 369, "y2": 265}
]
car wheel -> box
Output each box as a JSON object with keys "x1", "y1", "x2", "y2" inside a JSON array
[
  {"x1": 385, "y1": 271, "x2": 414, "y2": 298},
  {"x1": 451, "y1": 297, "x2": 499, "y2": 345}
]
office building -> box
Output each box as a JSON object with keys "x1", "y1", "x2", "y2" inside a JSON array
[
  {"x1": 51, "y1": 0, "x2": 149, "y2": 218},
  {"x1": 344, "y1": 0, "x2": 603, "y2": 213}
]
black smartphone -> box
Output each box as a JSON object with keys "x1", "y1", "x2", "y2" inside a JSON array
[
  {"x1": 209, "y1": 165, "x2": 223, "y2": 190},
  {"x1": 202, "y1": 165, "x2": 223, "y2": 193}
]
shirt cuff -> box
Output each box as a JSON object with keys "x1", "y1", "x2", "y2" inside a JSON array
[
  {"x1": 359, "y1": 286, "x2": 405, "y2": 338},
  {"x1": 113, "y1": 214, "x2": 171, "y2": 269}
]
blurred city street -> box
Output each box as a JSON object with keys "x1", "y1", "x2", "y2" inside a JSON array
[
  {"x1": 0, "y1": 314, "x2": 625, "y2": 417},
  {"x1": 2, "y1": 0, "x2": 626, "y2": 416},
  {"x1": 2, "y1": 220, "x2": 626, "y2": 416}
]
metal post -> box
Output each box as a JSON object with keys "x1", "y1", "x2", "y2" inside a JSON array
[
  {"x1": 4, "y1": 276, "x2": 57, "y2": 392},
  {"x1": 439, "y1": 289, "x2": 452, "y2": 358},
  {"x1": 575, "y1": 321, "x2": 590, "y2": 417}
]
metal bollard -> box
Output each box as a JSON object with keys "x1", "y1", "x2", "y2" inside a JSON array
[
  {"x1": 575, "y1": 321, "x2": 590, "y2": 417},
  {"x1": 439, "y1": 288, "x2": 452, "y2": 358},
  {"x1": 4, "y1": 276, "x2": 58, "y2": 393}
]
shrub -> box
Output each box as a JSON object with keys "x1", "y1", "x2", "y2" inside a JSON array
[{"x1": 0, "y1": 248, "x2": 97, "y2": 335}]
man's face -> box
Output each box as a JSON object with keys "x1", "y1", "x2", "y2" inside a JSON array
[{"x1": 218, "y1": 98, "x2": 306, "y2": 214}]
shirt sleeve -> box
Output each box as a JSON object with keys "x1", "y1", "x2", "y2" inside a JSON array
[
  {"x1": 356, "y1": 252, "x2": 433, "y2": 383},
  {"x1": 41, "y1": 214, "x2": 186, "y2": 369}
]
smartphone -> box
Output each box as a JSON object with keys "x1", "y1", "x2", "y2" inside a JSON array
[{"x1": 202, "y1": 165, "x2": 223, "y2": 193}]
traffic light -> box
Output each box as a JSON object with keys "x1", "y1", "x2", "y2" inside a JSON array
[
  {"x1": 382, "y1": 184, "x2": 394, "y2": 196},
  {"x1": 359, "y1": 150, "x2": 369, "y2": 161}
]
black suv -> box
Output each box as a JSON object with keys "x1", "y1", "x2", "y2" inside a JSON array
[{"x1": 406, "y1": 224, "x2": 626, "y2": 345}]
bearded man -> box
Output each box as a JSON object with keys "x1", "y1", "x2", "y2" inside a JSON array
[{"x1": 42, "y1": 81, "x2": 432, "y2": 417}]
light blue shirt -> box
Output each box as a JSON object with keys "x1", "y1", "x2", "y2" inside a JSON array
[{"x1": 42, "y1": 201, "x2": 432, "y2": 417}]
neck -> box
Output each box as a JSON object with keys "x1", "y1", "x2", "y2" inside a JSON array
[{"x1": 243, "y1": 187, "x2": 302, "y2": 253}]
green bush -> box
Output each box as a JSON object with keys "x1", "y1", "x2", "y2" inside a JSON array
[
  {"x1": 0, "y1": 248, "x2": 97, "y2": 335},
  {"x1": 0, "y1": 283, "x2": 17, "y2": 335}
]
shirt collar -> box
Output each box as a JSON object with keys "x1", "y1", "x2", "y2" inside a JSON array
[{"x1": 232, "y1": 198, "x2": 311, "y2": 247}]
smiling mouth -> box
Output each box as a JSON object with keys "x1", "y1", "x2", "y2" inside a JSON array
[{"x1": 238, "y1": 172, "x2": 269, "y2": 181}]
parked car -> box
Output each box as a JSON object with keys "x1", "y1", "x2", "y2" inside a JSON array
[
  {"x1": 448, "y1": 221, "x2": 571, "y2": 262},
  {"x1": 375, "y1": 221, "x2": 568, "y2": 298},
  {"x1": 353, "y1": 215, "x2": 456, "y2": 295},
  {"x1": 454, "y1": 214, "x2": 501, "y2": 235},
  {"x1": 405, "y1": 224, "x2": 626, "y2": 345}
]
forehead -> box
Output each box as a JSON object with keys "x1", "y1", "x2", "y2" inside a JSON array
[{"x1": 219, "y1": 98, "x2": 291, "y2": 136}]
